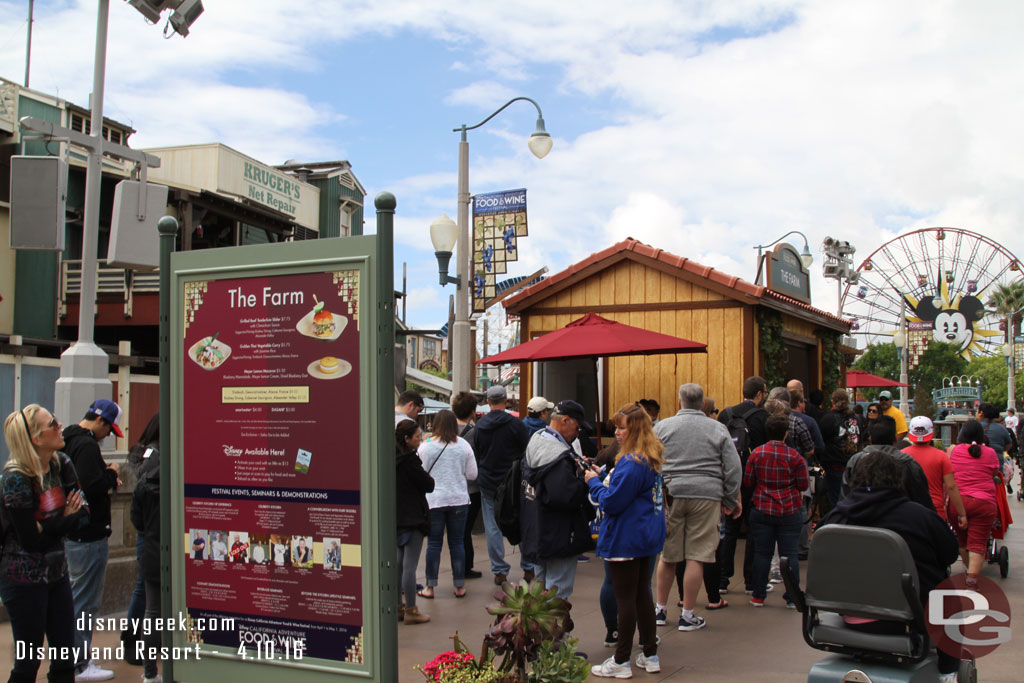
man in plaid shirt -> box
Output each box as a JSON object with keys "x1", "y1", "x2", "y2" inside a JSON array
[{"x1": 743, "y1": 415, "x2": 808, "y2": 608}]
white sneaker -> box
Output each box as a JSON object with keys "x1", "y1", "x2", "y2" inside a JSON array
[
  {"x1": 75, "y1": 662, "x2": 114, "y2": 682},
  {"x1": 143, "y1": 676, "x2": 163, "y2": 683},
  {"x1": 936, "y1": 674, "x2": 957, "y2": 683},
  {"x1": 635, "y1": 653, "x2": 661, "y2": 673},
  {"x1": 591, "y1": 656, "x2": 632, "y2": 678}
]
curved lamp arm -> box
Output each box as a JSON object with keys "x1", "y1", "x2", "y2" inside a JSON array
[
  {"x1": 753, "y1": 230, "x2": 813, "y2": 284},
  {"x1": 455, "y1": 96, "x2": 552, "y2": 158}
]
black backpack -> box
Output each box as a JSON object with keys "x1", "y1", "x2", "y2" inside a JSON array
[
  {"x1": 493, "y1": 457, "x2": 522, "y2": 546},
  {"x1": 722, "y1": 408, "x2": 754, "y2": 465}
]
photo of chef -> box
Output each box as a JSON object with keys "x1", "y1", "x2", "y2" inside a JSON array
[
  {"x1": 270, "y1": 534, "x2": 291, "y2": 566},
  {"x1": 323, "y1": 538, "x2": 342, "y2": 570},
  {"x1": 291, "y1": 535, "x2": 314, "y2": 568},
  {"x1": 249, "y1": 534, "x2": 270, "y2": 565},
  {"x1": 190, "y1": 529, "x2": 208, "y2": 560},
  {"x1": 210, "y1": 530, "x2": 229, "y2": 561},
  {"x1": 229, "y1": 532, "x2": 250, "y2": 563}
]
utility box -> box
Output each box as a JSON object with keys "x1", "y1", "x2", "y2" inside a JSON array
[
  {"x1": 9, "y1": 155, "x2": 68, "y2": 251},
  {"x1": 106, "y1": 179, "x2": 169, "y2": 271}
]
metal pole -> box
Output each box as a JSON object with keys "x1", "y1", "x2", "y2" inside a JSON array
[
  {"x1": 451, "y1": 133, "x2": 472, "y2": 395},
  {"x1": 899, "y1": 299, "x2": 910, "y2": 415},
  {"x1": 1008, "y1": 315, "x2": 1016, "y2": 411},
  {"x1": 24, "y1": 0, "x2": 33, "y2": 87},
  {"x1": 53, "y1": 0, "x2": 111, "y2": 426},
  {"x1": 156, "y1": 214, "x2": 177, "y2": 683},
  {"x1": 374, "y1": 192, "x2": 398, "y2": 682}
]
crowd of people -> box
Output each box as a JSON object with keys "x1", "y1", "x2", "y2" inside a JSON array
[
  {"x1": 394, "y1": 378, "x2": 1016, "y2": 681},
  {"x1": 0, "y1": 379, "x2": 1013, "y2": 682}
]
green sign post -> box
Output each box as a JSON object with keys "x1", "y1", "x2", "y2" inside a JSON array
[{"x1": 161, "y1": 194, "x2": 396, "y2": 682}]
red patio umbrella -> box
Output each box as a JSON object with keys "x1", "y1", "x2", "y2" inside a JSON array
[
  {"x1": 845, "y1": 369, "x2": 909, "y2": 388},
  {"x1": 477, "y1": 313, "x2": 707, "y2": 436},
  {"x1": 477, "y1": 312, "x2": 707, "y2": 364}
]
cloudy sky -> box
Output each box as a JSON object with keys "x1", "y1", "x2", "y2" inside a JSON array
[{"x1": 1, "y1": 0, "x2": 1021, "y2": 347}]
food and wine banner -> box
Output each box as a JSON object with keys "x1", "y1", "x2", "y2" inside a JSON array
[
  {"x1": 179, "y1": 268, "x2": 365, "y2": 664},
  {"x1": 471, "y1": 188, "x2": 528, "y2": 313}
]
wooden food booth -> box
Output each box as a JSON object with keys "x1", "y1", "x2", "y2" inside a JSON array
[{"x1": 502, "y1": 238, "x2": 852, "y2": 423}]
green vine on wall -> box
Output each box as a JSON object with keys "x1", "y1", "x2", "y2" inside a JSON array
[
  {"x1": 756, "y1": 308, "x2": 786, "y2": 389},
  {"x1": 816, "y1": 328, "x2": 844, "y2": 397}
]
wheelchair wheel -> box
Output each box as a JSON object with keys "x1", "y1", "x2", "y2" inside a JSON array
[
  {"x1": 998, "y1": 545, "x2": 1009, "y2": 578},
  {"x1": 958, "y1": 657, "x2": 978, "y2": 683}
]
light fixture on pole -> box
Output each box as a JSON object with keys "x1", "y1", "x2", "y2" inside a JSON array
[
  {"x1": 753, "y1": 230, "x2": 813, "y2": 285},
  {"x1": 435, "y1": 96, "x2": 551, "y2": 396},
  {"x1": 822, "y1": 237, "x2": 859, "y2": 316},
  {"x1": 430, "y1": 213, "x2": 460, "y2": 287},
  {"x1": 46, "y1": 0, "x2": 199, "y2": 430}
]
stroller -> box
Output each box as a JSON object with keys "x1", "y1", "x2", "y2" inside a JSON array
[{"x1": 783, "y1": 525, "x2": 976, "y2": 682}]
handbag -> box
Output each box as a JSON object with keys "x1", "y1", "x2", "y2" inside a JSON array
[{"x1": 424, "y1": 442, "x2": 450, "y2": 474}]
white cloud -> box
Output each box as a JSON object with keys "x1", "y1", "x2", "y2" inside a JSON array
[{"x1": 4, "y1": 0, "x2": 1023, "y2": 335}]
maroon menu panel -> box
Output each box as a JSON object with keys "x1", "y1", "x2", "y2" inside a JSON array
[{"x1": 181, "y1": 269, "x2": 365, "y2": 663}]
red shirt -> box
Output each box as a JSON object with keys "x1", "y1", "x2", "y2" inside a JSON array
[
  {"x1": 744, "y1": 440, "x2": 809, "y2": 517},
  {"x1": 901, "y1": 443, "x2": 954, "y2": 520}
]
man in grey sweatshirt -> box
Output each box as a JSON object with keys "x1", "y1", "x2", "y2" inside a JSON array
[{"x1": 652, "y1": 383, "x2": 742, "y2": 632}]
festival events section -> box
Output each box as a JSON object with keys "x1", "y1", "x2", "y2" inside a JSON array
[{"x1": 181, "y1": 269, "x2": 365, "y2": 663}]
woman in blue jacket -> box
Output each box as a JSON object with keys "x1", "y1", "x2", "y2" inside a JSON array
[{"x1": 586, "y1": 403, "x2": 666, "y2": 678}]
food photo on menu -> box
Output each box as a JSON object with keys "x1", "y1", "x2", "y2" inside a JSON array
[
  {"x1": 189, "y1": 332, "x2": 231, "y2": 370},
  {"x1": 295, "y1": 294, "x2": 347, "y2": 341},
  {"x1": 307, "y1": 354, "x2": 352, "y2": 380}
]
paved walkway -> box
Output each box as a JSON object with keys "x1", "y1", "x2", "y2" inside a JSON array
[{"x1": 2, "y1": 495, "x2": 1023, "y2": 681}]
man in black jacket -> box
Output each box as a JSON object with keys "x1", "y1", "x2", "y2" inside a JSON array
[
  {"x1": 716, "y1": 376, "x2": 768, "y2": 594},
  {"x1": 520, "y1": 400, "x2": 595, "y2": 600},
  {"x1": 62, "y1": 399, "x2": 122, "y2": 681},
  {"x1": 472, "y1": 385, "x2": 531, "y2": 585}
]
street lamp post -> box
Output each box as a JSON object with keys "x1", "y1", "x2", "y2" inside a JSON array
[
  {"x1": 432, "y1": 97, "x2": 551, "y2": 396},
  {"x1": 753, "y1": 230, "x2": 814, "y2": 285},
  {"x1": 893, "y1": 298, "x2": 910, "y2": 415}
]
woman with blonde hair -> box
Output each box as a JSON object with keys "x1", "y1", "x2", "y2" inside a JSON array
[
  {"x1": 1, "y1": 405, "x2": 86, "y2": 683},
  {"x1": 586, "y1": 403, "x2": 666, "y2": 678}
]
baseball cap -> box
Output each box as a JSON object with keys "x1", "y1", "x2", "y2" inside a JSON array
[
  {"x1": 527, "y1": 396, "x2": 554, "y2": 413},
  {"x1": 553, "y1": 399, "x2": 592, "y2": 431},
  {"x1": 486, "y1": 385, "x2": 507, "y2": 401},
  {"x1": 907, "y1": 416, "x2": 934, "y2": 444},
  {"x1": 88, "y1": 399, "x2": 124, "y2": 438},
  {"x1": 878, "y1": 390, "x2": 892, "y2": 400}
]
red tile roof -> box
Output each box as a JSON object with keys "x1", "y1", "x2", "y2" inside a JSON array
[{"x1": 503, "y1": 237, "x2": 850, "y2": 329}]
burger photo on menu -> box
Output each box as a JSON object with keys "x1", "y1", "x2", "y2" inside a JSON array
[{"x1": 295, "y1": 295, "x2": 347, "y2": 341}]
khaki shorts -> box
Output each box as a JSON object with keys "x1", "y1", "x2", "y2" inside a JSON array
[{"x1": 662, "y1": 497, "x2": 721, "y2": 563}]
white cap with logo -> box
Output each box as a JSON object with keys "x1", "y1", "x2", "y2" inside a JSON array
[{"x1": 908, "y1": 416, "x2": 934, "y2": 443}]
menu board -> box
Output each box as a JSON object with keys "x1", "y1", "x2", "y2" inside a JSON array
[{"x1": 180, "y1": 268, "x2": 364, "y2": 664}]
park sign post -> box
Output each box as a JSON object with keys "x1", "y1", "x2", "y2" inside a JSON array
[
  {"x1": 765, "y1": 242, "x2": 812, "y2": 304},
  {"x1": 164, "y1": 194, "x2": 397, "y2": 682}
]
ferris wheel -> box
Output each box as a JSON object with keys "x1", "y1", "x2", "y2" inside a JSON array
[{"x1": 839, "y1": 227, "x2": 1023, "y2": 363}]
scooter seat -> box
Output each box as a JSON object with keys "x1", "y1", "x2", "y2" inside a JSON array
[{"x1": 810, "y1": 613, "x2": 924, "y2": 660}]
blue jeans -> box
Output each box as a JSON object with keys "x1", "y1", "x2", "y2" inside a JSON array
[
  {"x1": 749, "y1": 509, "x2": 801, "y2": 601},
  {"x1": 601, "y1": 555, "x2": 656, "y2": 630},
  {"x1": 426, "y1": 505, "x2": 469, "y2": 587},
  {"x1": 480, "y1": 490, "x2": 534, "y2": 577},
  {"x1": 0, "y1": 576, "x2": 76, "y2": 682},
  {"x1": 65, "y1": 538, "x2": 109, "y2": 665},
  {"x1": 534, "y1": 555, "x2": 578, "y2": 600}
]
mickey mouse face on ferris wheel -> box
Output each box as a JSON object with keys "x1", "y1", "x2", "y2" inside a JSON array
[{"x1": 911, "y1": 295, "x2": 985, "y2": 353}]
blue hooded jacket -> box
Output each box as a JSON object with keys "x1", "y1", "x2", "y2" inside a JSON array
[{"x1": 587, "y1": 453, "x2": 665, "y2": 559}]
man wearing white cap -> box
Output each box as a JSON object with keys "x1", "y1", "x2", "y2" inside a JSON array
[
  {"x1": 902, "y1": 416, "x2": 966, "y2": 526},
  {"x1": 523, "y1": 396, "x2": 554, "y2": 435},
  {"x1": 876, "y1": 390, "x2": 908, "y2": 440}
]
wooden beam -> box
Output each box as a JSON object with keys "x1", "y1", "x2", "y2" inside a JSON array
[{"x1": 484, "y1": 267, "x2": 549, "y2": 309}]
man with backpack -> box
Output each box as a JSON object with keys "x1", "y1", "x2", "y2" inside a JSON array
[
  {"x1": 472, "y1": 385, "x2": 532, "y2": 585},
  {"x1": 715, "y1": 376, "x2": 768, "y2": 596},
  {"x1": 519, "y1": 400, "x2": 596, "y2": 600},
  {"x1": 818, "y1": 389, "x2": 860, "y2": 506},
  {"x1": 654, "y1": 383, "x2": 742, "y2": 631}
]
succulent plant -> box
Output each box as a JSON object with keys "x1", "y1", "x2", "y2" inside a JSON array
[{"x1": 483, "y1": 579, "x2": 574, "y2": 678}]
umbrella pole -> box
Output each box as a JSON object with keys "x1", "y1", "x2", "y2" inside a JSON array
[{"x1": 593, "y1": 357, "x2": 602, "y2": 448}]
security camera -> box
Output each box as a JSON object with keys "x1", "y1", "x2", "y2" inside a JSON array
[{"x1": 168, "y1": 0, "x2": 203, "y2": 37}]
